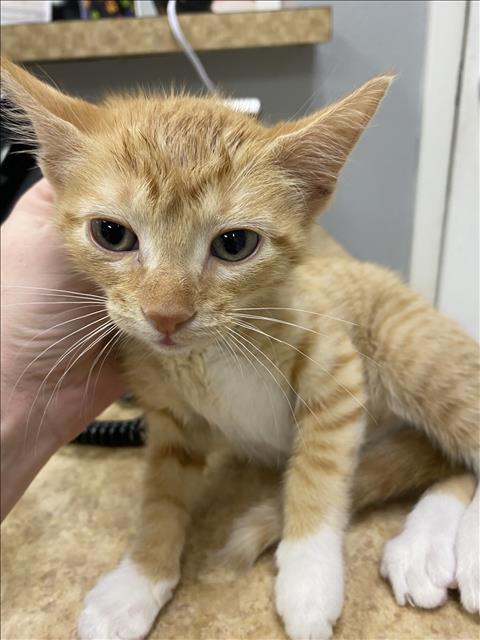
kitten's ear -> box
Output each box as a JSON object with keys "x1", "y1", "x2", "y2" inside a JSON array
[
  {"x1": 269, "y1": 74, "x2": 393, "y2": 214},
  {"x1": 0, "y1": 58, "x2": 99, "y2": 188}
]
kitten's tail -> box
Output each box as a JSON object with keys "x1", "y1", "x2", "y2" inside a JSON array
[{"x1": 217, "y1": 495, "x2": 282, "y2": 570}]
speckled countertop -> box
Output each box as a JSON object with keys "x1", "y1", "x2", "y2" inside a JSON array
[{"x1": 1, "y1": 445, "x2": 477, "y2": 640}]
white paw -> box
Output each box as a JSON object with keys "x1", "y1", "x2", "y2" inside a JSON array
[
  {"x1": 381, "y1": 493, "x2": 465, "y2": 609},
  {"x1": 275, "y1": 527, "x2": 344, "y2": 640},
  {"x1": 455, "y1": 486, "x2": 480, "y2": 615},
  {"x1": 78, "y1": 557, "x2": 178, "y2": 640}
]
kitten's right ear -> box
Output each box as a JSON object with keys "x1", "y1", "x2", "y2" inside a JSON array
[
  {"x1": 0, "y1": 58, "x2": 99, "y2": 188},
  {"x1": 267, "y1": 74, "x2": 393, "y2": 215}
]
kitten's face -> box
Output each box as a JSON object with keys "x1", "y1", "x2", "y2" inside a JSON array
[
  {"x1": 1, "y1": 58, "x2": 391, "y2": 354},
  {"x1": 56, "y1": 103, "x2": 306, "y2": 354}
]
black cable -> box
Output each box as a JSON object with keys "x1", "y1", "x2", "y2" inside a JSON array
[{"x1": 72, "y1": 417, "x2": 146, "y2": 447}]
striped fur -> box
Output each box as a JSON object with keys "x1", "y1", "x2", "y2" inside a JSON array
[{"x1": 2, "y1": 59, "x2": 478, "y2": 639}]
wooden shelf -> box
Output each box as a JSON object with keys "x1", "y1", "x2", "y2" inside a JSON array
[{"x1": 0, "y1": 8, "x2": 331, "y2": 63}]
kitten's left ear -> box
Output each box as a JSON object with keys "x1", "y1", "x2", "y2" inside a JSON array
[
  {"x1": 0, "y1": 58, "x2": 100, "y2": 189},
  {"x1": 269, "y1": 74, "x2": 393, "y2": 214}
]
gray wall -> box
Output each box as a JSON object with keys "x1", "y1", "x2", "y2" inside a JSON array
[{"x1": 34, "y1": 0, "x2": 427, "y2": 276}]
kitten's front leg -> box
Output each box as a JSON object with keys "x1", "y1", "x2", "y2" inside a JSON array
[
  {"x1": 78, "y1": 408, "x2": 208, "y2": 640},
  {"x1": 276, "y1": 346, "x2": 366, "y2": 640}
]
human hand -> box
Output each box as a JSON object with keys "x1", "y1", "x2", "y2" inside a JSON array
[{"x1": 1, "y1": 178, "x2": 123, "y2": 517}]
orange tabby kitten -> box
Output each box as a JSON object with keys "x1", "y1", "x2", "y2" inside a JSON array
[{"x1": 2, "y1": 59, "x2": 478, "y2": 640}]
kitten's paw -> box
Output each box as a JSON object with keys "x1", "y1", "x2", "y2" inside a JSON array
[
  {"x1": 275, "y1": 527, "x2": 343, "y2": 640},
  {"x1": 381, "y1": 493, "x2": 465, "y2": 609},
  {"x1": 455, "y1": 488, "x2": 480, "y2": 615},
  {"x1": 78, "y1": 557, "x2": 178, "y2": 640}
]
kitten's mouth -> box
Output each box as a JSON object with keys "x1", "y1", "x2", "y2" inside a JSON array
[
  {"x1": 152, "y1": 334, "x2": 188, "y2": 353},
  {"x1": 160, "y1": 334, "x2": 176, "y2": 347},
  {"x1": 150, "y1": 329, "x2": 211, "y2": 354},
  {"x1": 156, "y1": 336, "x2": 181, "y2": 350}
]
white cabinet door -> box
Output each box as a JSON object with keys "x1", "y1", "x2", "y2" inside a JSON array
[{"x1": 437, "y1": 1, "x2": 479, "y2": 341}]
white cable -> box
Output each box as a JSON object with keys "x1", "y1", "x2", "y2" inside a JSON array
[{"x1": 166, "y1": 0, "x2": 216, "y2": 93}]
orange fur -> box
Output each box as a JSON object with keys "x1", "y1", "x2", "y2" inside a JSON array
[{"x1": 2, "y1": 59, "x2": 478, "y2": 638}]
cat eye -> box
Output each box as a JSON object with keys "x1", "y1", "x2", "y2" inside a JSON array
[
  {"x1": 211, "y1": 230, "x2": 260, "y2": 262},
  {"x1": 90, "y1": 219, "x2": 138, "y2": 252}
]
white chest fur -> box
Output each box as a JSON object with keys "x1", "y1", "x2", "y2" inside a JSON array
[{"x1": 169, "y1": 346, "x2": 295, "y2": 463}]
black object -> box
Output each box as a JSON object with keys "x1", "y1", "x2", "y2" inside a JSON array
[
  {"x1": 0, "y1": 160, "x2": 40, "y2": 223},
  {"x1": 72, "y1": 417, "x2": 146, "y2": 447},
  {"x1": 52, "y1": 0, "x2": 81, "y2": 20},
  {"x1": 0, "y1": 97, "x2": 40, "y2": 223},
  {"x1": 155, "y1": 1, "x2": 212, "y2": 13}
]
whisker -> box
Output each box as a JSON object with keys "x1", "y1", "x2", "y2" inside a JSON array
[
  {"x1": 48, "y1": 324, "x2": 116, "y2": 422},
  {"x1": 211, "y1": 328, "x2": 235, "y2": 370},
  {"x1": 230, "y1": 312, "x2": 381, "y2": 369},
  {"x1": 3, "y1": 294, "x2": 105, "y2": 304},
  {"x1": 3, "y1": 301, "x2": 106, "y2": 308},
  {"x1": 22, "y1": 318, "x2": 112, "y2": 451},
  {"x1": 232, "y1": 312, "x2": 332, "y2": 338},
  {"x1": 2, "y1": 285, "x2": 105, "y2": 300},
  {"x1": 224, "y1": 327, "x2": 280, "y2": 440},
  {"x1": 50, "y1": 321, "x2": 117, "y2": 402},
  {"x1": 32, "y1": 321, "x2": 116, "y2": 453},
  {"x1": 43, "y1": 303, "x2": 108, "y2": 318},
  {"x1": 233, "y1": 306, "x2": 359, "y2": 327},
  {"x1": 91, "y1": 330, "x2": 129, "y2": 406},
  {"x1": 226, "y1": 326, "x2": 303, "y2": 442},
  {"x1": 8, "y1": 314, "x2": 110, "y2": 422},
  {"x1": 13, "y1": 308, "x2": 107, "y2": 364},
  {"x1": 214, "y1": 328, "x2": 245, "y2": 378},
  {"x1": 231, "y1": 318, "x2": 373, "y2": 423},
  {"x1": 81, "y1": 327, "x2": 121, "y2": 417}
]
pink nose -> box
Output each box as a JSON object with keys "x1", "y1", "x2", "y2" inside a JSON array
[{"x1": 144, "y1": 308, "x2": 195, "y2": 335}]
